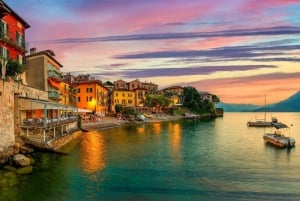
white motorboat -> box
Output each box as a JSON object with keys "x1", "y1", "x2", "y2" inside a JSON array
[{"x1": 263, "y1": 123, "x2": 296, "y2": 148}]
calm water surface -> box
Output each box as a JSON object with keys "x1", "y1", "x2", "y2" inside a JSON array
[{"x1": 1, "y1": 112, "x2": 300, "y2": 201}]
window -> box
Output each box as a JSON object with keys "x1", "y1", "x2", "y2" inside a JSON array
[
  {"x1": 17, "y1": 55, "x2": 23, "y2": 64},
  {"x1": 0, "y1": 21, "x2": 8, "y2": 38},
  {"x1": 77, "y1": 97, "x2": 80, "y2": 102},
  {"x1": 16, "y1": 32, "x2": 24, "y2": 47},
  {"x1": 122, "y1": 93, "x2": 125, "y2": 97},
  {"x1": 86, "y1": 96, "x2": 92, "y2": 102},
  {"x1": 128, "y1": 93, "x2": 132, "y2": 97},
  {"x1": 0, "y1": 47, "x2": 8, "y2": 58},
  {"x1": 128, "y1": 100, "x2": 132, "y2": 104},
  {"x1": 116, "y1": 93, "x2": 118, "y2": 97},
  {"x1": 86, "y1": 88, "x2": 92, "y2": 93},
  {"x1": 76, "y1": 88, "x2": 80, "y2": 93}
]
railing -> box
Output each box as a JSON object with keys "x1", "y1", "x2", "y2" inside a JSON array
[
  {"x1": 0, "y1": 31, "x2": 26, "y2": 52},
  {"x1": 48, "y1": 70, "x2": 62, "y2": 82},
  {"x1": 48, "y1": 90, "x2": 61, "y2": 100}
]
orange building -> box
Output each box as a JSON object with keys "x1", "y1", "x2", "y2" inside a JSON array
[{"x1": 73, "y1": 80, "x2": 108, "y2": 114}]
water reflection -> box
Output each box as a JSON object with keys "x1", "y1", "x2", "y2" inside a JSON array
[
  {"x1": 81, "y1": 132, "x2": 106, "y2": 174},
  {"x1": 153, "y1": 122, "x2": 161, "y2": 134},
  {"x1": 136, "y1": 125, "x2": 145, "y2": 134},
  {"x1": 264, "y1": 142, "x2": 295, "y2": 162},
  {"x1": 168, "y1": 122, "x2": 182, "y2": 164}
]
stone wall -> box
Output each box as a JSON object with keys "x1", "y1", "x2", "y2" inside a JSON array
[{"x1": 0, "y1": 78, "x2": 48, "y2": 162}]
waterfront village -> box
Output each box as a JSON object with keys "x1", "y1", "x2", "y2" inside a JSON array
[{"x1": 0, "y1": 1, "x2": 221, "y2": 171}]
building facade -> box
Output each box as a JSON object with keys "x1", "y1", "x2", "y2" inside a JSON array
[
  {"x1": 25, "y1": 48, "x2": 63, "y2": 102},
  {"x1": 110, "y1": 89, "x2": 135, "y2": 113},
  {"x1": 0, "y1": 0, "x2": 30, "y2": 82},
  {"x1": 73, "y1": 80, "x2": 108, "y2": 114}
]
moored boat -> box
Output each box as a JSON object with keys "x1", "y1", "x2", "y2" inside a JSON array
[
  {"x1": 263, "y1": 123, "x2": 296, "y2": 148},
  {"x1": 247, "y1": 116, "x2": 278, "y2": 127}
]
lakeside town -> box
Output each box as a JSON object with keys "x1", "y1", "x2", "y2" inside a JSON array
[{"x1": 0, "y1": 1, "x2": 222, "y2": 168}]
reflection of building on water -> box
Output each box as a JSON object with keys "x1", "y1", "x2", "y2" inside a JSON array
[
  {"x1": 168, "y1": 123, "x2": 182, "y2": 163},
  {"x1": 136, "y1": 126, "x2": 145, "y2": 134},
  {"x1": 153, "y1": 123, "x2": 161, "y2": 134},
  {"x1": 81, "y1": 133, "x2": 105, "y2": 173}
]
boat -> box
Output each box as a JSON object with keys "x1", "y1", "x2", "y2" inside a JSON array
[
  {"x1": 263, "y1": 123, "x2": 296, "y2": 148},
  {"x1": 247, "y1": 93, "x2": 278, "y2": 127},
  {"x1": 247, "y1": 116, "x2": 277, "y2": 127}
]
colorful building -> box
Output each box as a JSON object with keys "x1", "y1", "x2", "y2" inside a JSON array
[
  {"x1": 25, "y1": 48, "x2": 63, "y2": 102},
  {"x1": 0, "y1": 0, "x2": 30, "y2": 82},
  {"x1": 163, "y1": 86, "x2": 184, "y2": 96},
  {"x1": 114, "y1": 79, "x2": 128, "y2": 90},
  {"x1": 110, "y1": 89, "x2": 135, "y2": 113},
  {"x1": 128, "y1": 79, "x2": 143, "y2": 90},
  {"x1": 59, "y1": 81, "x2": 76, "y2": 106},
  {"x1": 73, "y1": 80, "x2": 108, "y2": 114},
  {"x1": 134, "y1": 87, "x2": 147, "y2": 107}
]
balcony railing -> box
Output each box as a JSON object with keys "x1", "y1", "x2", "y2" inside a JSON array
[
  {"x1": 0, "y1": 31, "x2": 26, "y2": 53},
  {"x1": 48, "y1": 90, "x2": 61, "y2": 101},
  {"x1": 48, "y1": 70, "x2": 62, "y2": 82}
]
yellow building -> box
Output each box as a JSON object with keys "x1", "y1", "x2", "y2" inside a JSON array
[
  {"x1": 73, "y1": 80, "x2": 108, "y2": 113},
  {"x1": 134, "y1": 88, "x2": 147, "y2": 107},
  {"x1": 59, "y1": 81, "x2": 76, "y2": 106},
  {"x1": 110, "y1": 89, "x2": 135, "y2": 113}
]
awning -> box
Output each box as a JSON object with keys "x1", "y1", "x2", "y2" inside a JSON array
[
  {"x1": 272, "y1": 122, "x2": 289, "y2": 129},
  {"x1": 48, "y1": 78, "x2": 60, "y2": 89},
  {"x1": 19, "y1": 97, "x2": 78, "y2": 111}
]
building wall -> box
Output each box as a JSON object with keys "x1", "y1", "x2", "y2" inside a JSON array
[
  {"x1": 114, "y1": 79, "x2": 127, "y2": 90},
  {"x1": 128, "y1": 80, "x2": 143, "y2": 90},
  {"x1": 1, "y1": 13, "x2": 27, "y2": 60},
  {"x1": 135, "y1": 89, "x2": 146, "y2": 107},
  {"x1": 0, "y1": 78, "x2": 48, "y2": 162},
  {"x1": 110, "y1": 90, "x2": 135, "y2": 113},
  {"x1": 25, "y1": 56, "x2": 46, "y2": 90},
  {"x1": 60, "y1": 81, "x2": 70, "y2": 105},
  {"x1": 74, "y1": 82, "x2": 108, "y2": 113}
]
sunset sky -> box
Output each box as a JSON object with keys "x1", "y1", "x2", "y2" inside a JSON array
[{"x1": 7, "y1": 0, "x2": 300, "y2": 105}]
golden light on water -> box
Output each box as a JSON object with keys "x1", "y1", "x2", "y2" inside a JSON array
[
  {"x1": 136, "y1": 126, "x2": 145, "y2": 134},
  {"x1": 153, "y1": 123, "x2": 162, "y2": 134},
  {"x1": 81, "y1": 132, "x2": 105, "y2": 174},
  {"x1": 168, "y1": 123, "x2": 182, "y2": 163}
]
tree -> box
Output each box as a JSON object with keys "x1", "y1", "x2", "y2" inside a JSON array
[
  {"x1": 115, "y1": 104, "x2": 122, "y2": 113},
  {"x1": 145, "y1": 94, "x2": 171, "y2": 108},
  {"x1": 182, "y1": 86, "x2": 217, "y2": 116}
]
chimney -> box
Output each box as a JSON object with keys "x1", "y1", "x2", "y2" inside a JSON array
[{"x1": 30, "y1": 48, "x2": 36, "y2": 55}]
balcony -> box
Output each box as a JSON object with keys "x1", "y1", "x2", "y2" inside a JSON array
[
  {"x1": 48, "y1": 90, "x2": 61, "y2": 101},
  {"x1": 0, "y1": 31, "x2": 26, "y2": 53},
  {"x1": 48, "y1": 70, "x2": 62, "y2": 82}
]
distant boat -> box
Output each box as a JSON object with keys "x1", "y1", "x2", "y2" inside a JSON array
[
  {"x1": 247, "y1": 116, "x2": 278, "y2": 127},
  {"x1": 263, "y1": 123, "x2": 296, "y2": 148},
  {"x1": 247, "y1": 93, "x2": 277, "y2": 127}
]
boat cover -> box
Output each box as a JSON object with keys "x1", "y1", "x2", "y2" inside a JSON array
[{"x1": 272, "y1": 122, "x2": 288, "y2": 129}]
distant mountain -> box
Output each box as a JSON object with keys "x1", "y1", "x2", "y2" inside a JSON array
[
  {"x1": 256, "y1": 91, "x2": 300, "y2": 112},
  {"x1": 215, "y1": 102, "x2": 260, "y2": 112},
  {"x1": 217, "y1": 91, "x2": 300, "y2": 112}
]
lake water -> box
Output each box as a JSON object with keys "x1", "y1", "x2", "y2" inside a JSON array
[{"x1": 1, "y1": 112, "x2": 300, "y2": 201}]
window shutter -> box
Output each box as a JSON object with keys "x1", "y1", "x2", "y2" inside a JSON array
[{"x1": 0, "y1": 21, "x2": 3, "y2": 38}]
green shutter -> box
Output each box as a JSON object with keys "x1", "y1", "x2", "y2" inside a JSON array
[{"x1": 0, "y1": 21, "x2": 3, "y2": 38}]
